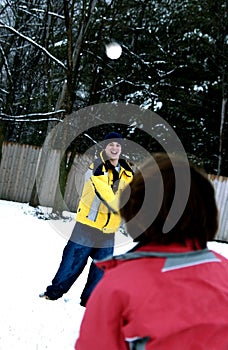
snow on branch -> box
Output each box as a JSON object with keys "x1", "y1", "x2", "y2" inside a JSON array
[
  {"x1": 0, "y1": 22, "x2": 67, "y2": 70},
  {"x1": 0, "y1": 110, "x2": 65, "y2": 122}
]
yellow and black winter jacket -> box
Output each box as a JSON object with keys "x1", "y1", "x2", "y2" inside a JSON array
[{"x1": 76, "y1": 151, "x2": 134, "y2": 233}]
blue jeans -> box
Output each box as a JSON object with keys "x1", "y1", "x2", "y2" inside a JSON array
[{"x1": 45, "y1": 223, "x2": 114, "y2": 306}]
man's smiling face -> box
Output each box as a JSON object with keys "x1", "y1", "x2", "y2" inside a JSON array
[{"x1": 105, "y1": 141, "x2": 122, "y2": 164}]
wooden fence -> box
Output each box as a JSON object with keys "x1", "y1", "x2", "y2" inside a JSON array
[
  {"x1": 0, "y1": 142, "x2": 89, "y2": 212},
  {"x1": 0, "y1": 142, "x2": 227, "y2": 242},
  {"x1": 208, "y1": 175, "x2": 228, "y2": 242}
]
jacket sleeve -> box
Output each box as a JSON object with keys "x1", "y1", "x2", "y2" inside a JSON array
[{"x1": 75, "y1": 277, "x2": 129, "y2": 350}]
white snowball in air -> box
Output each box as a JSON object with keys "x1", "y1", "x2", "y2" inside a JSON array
[{"x1": 105, "y1": 42, "x2": 122, "y2": 59}]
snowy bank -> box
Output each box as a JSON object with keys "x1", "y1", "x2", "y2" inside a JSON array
[{"x1": 0, "y1": 200, "x2": 227, "y2": 350}]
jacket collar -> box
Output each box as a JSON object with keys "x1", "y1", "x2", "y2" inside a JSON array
[
  {"x1": 95, "y1": 241, "x2": 219, "y2": 272},
  {"x1": 93, "y1": 151, "x2": 133, "y2": 176}
]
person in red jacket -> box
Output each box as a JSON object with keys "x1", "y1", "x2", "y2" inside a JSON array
[{"x1": 75, "y1": 153, "x2": 228, "y2": 350}]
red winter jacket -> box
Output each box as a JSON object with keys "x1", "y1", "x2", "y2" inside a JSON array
[{"x1": 76, "y1": 242, "x2": 228, "y2": 350}]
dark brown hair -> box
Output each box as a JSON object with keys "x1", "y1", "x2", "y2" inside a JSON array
[{"x1": 120, "y1": 153, "x2": 218, "y2": 249}]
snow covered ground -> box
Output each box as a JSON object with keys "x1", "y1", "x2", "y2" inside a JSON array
[{"x1": 0, "y1": 199, "x2": 227, "y2": 350}]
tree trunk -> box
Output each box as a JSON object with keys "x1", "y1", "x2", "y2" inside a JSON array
[
  {"x1": 55, "y1": 0, "x2": 98, "y2": 113},
  {"x1": 217, "y1": 97, "x2": 227, "y2": 175},
  {"x1": 51, "y1": 0, "x2": 97, "y2": 214}
]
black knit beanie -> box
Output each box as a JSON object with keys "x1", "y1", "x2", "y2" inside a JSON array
[{"x1": 103, "y1": 132, "x2": 123, "y2": 147}]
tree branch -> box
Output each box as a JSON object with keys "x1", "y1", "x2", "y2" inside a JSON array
[
  {"x1": 0, "y1": 110, "x2": 65, "y2": 122},
  {"x1": 0, "y1": 23, "x2": 67, "y2": 70}
]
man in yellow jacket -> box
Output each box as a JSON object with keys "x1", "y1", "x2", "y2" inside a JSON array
[{"x1": 40, "y1": 132, "x2": 134, "y2": 306}]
